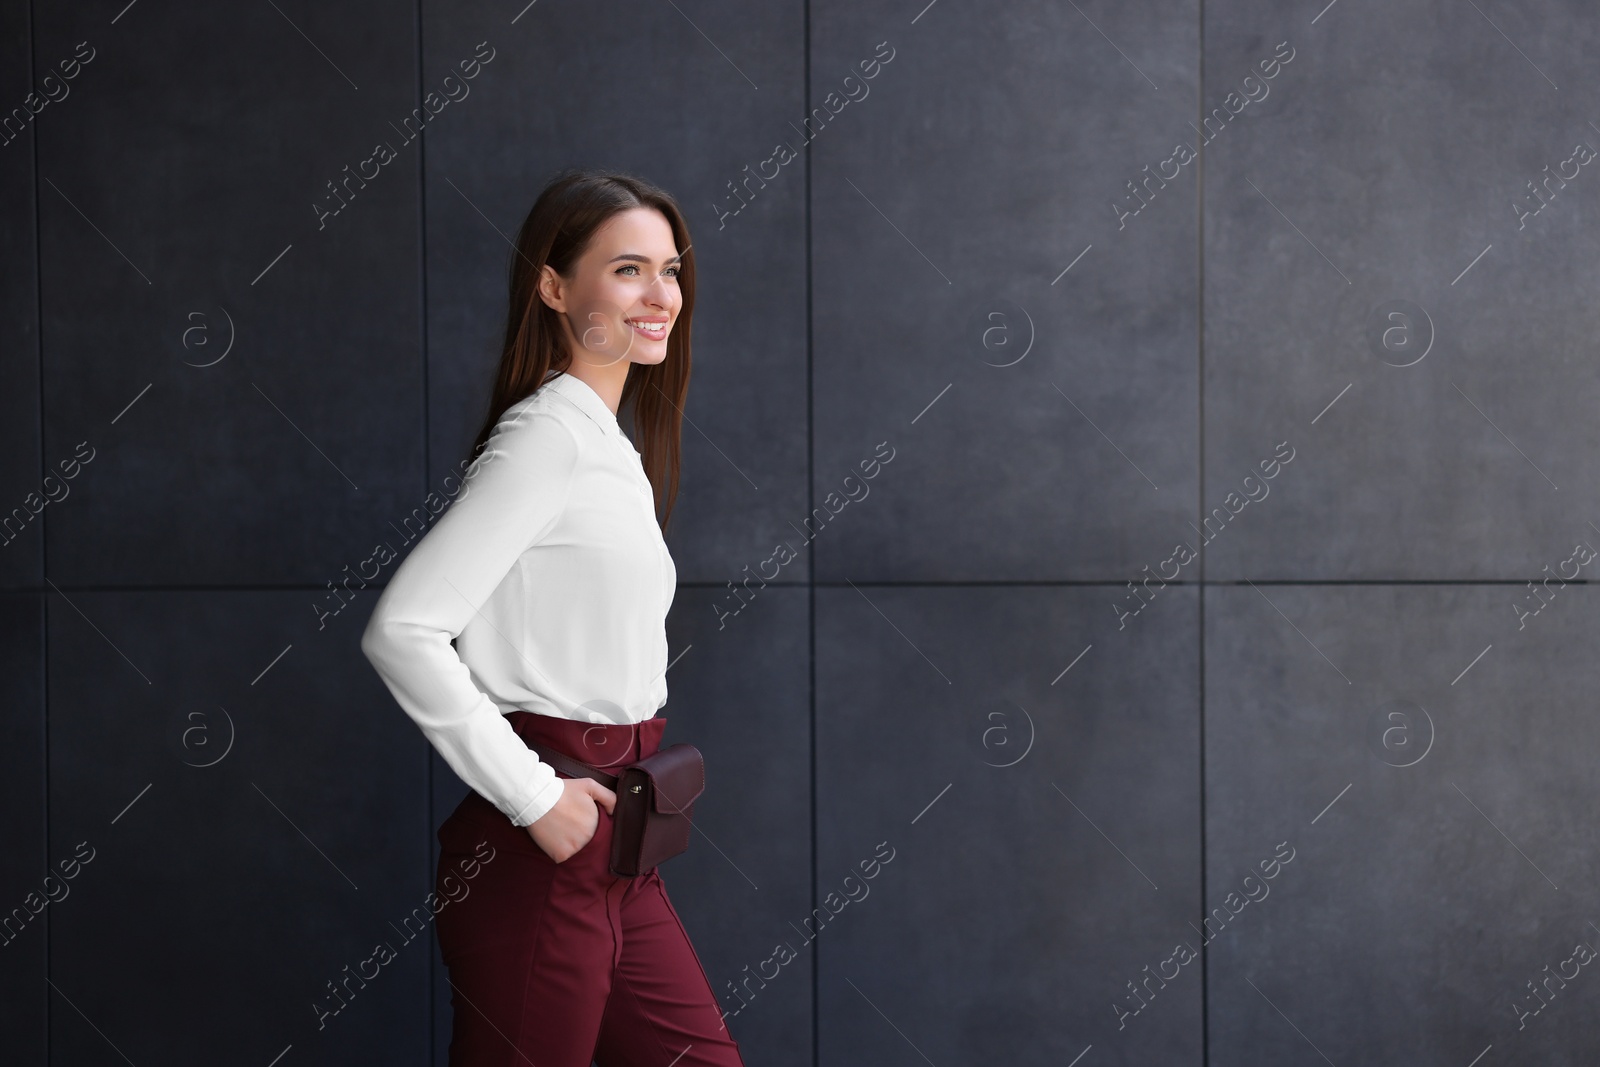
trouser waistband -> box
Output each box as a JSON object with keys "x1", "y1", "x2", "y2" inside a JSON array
[{"x1": 506, "y1": 709, "x2": 666, "y2": 771}]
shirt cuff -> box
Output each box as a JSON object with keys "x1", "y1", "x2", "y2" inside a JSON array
[{"x1": 506, "y1": 766, "x2": 567, "y2": 827}]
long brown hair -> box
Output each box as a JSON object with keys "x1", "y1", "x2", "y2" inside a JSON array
[{"x1": 468, "y1": 170, "x2": 694, "y2": 531}]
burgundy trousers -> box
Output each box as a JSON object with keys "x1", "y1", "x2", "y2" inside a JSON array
[{"x1": 434, "y1": 711, "x2": 746, "y2": 1067}]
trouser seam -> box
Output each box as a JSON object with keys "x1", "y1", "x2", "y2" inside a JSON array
[
  {"x1": 656, "y1": 877, "x2": 736, "y2": 1043},
  {"x1": 612, "y1": 965, "x2": 682, "y2": 1067}
]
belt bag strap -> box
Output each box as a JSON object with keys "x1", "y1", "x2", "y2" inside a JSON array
[
  {"x1": 525, "y1": 740, "x2": 621, "y2": 790},
  {"x1": 525, "y1": 739, "x2": 706, "y2": 878}
]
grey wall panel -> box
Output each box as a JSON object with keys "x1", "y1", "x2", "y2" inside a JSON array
[
  {"x1": 0, "y1": 595, "x2": 45, "y2": 1066},
  {"x1": 47, "y1": 591, "x2": 428, "y2": 1065},
  {"x1": 0, "y1": 0, "x2": 40, "y2": 588},
  {"x1": 1203, "y1": 0, "x2": 1600, "y2": 580},
  {"x1": 34, "y1": 3, "x2": 424, "y2": 586},
  {"x1": 811, "y1": 1, "x2": 1199, "y2": 583},
  {"x1": 421, "y1": 0, "x2": 809, "y2": 585},
  {"x1": 1205, "y1": 583, "x2": 1600, "y2": 1063},
  {"x1": 816, "y1": 584, "x2": 1202, "y2": 1064}
]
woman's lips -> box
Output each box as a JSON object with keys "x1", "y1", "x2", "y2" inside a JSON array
[{"x1": 625, "y1": 318, "x2": 668, "y2": 340}]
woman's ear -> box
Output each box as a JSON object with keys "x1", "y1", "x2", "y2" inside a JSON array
[{"x1": 536, "y1": 264, "x2": 567, "y2": 313}]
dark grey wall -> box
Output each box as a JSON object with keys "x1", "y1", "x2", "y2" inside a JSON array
[{"x1": 4, "y1": 0, "x2": 1599, "y2": 1064}]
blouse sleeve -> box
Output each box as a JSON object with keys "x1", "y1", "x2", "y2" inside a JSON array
[{"x1": 360, "y1": 404, "x2": 581, "y2": 827}]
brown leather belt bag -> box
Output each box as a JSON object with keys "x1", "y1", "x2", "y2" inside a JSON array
[{"x1": 525, "y1": 739, "x2": 704, "y2": 877}]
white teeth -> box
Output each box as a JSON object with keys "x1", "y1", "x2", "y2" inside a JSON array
[{"x1": 629, "y1": 320, "x2": 666, "y2": 332}]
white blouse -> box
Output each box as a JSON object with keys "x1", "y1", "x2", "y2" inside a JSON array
[{"x1": 360, "y1": 370, "x2": 677, "y2": 827}]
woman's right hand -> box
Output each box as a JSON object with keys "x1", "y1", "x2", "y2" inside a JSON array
[{"x1": 526, "y1": 777, "x2": 617, "y2": 862}]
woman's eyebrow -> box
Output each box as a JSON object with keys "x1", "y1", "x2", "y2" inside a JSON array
[{"x1": 605, "y1": 251, "x2": 685, "y2": 265}]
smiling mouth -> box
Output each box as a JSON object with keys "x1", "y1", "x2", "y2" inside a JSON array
[{"x1": 624, "y1": 317, "x2": 669, "y2": 339}]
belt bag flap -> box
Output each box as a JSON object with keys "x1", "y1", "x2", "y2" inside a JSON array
[{"x1": 640, "y1": 742, "x2": 705, "y2": 815}]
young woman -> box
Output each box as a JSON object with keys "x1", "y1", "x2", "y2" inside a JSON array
[{"x1": 361, "y1": 171, "x2": 746, "y2": 1066}]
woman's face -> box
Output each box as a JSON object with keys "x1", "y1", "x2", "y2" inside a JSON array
[{"x1": 539, "y1": 206, "x2": 683, "y2": 369}]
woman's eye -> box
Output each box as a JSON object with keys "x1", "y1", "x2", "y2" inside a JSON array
[{"x1": 615, "y1": 263, "x2": 678, "y2": 277}]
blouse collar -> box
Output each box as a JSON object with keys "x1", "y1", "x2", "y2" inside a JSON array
[{"x1": 543, "y1": 371, "x2": 624, "y2": 439}]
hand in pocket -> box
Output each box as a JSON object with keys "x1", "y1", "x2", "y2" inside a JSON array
[{"x1": 525, "y1": 777, "x2": 617, "y2": 862}]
